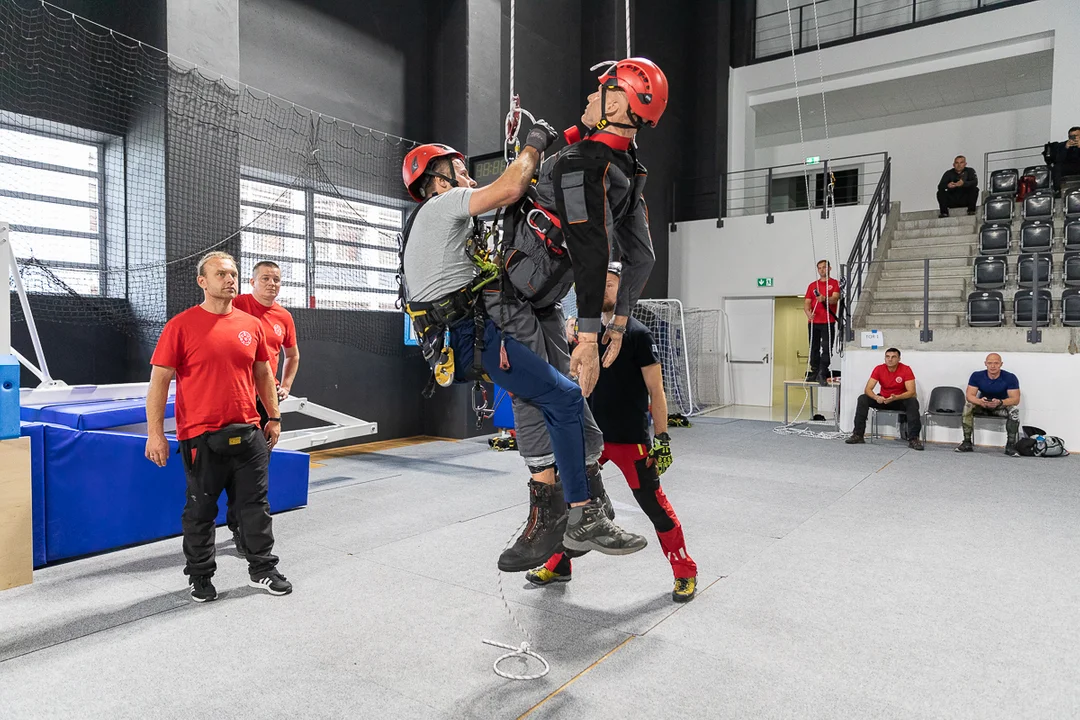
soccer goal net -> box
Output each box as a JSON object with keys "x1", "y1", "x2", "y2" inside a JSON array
[
  {"x1": 634, "y1": 300, "x2": 725, "y2": 416},
  {"x1": 561, "y1": 289, "x2": 726, "y2": 416}
]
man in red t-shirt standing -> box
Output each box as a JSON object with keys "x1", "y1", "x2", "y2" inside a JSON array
[
  {"x1": 145, "y1": 251, "x2": 292, "y2": 602},
  {"x1": 804, "y1": 259, "x2": 841, "y2": 385},
  {"x1": 230, "y1": 260, "x2": 300, "y2": 556},
  {"x1": 845, "y1": 347, "x2": 924, "y2": 450}
]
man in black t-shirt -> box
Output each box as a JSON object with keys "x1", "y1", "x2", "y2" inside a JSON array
[{"x1": 527, "y1": 264, "x2": 699, "y2": 603}]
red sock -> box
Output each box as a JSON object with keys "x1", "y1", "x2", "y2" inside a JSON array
[{"x1": 545, "y1": 552, "x2": 571, "y2": 574}]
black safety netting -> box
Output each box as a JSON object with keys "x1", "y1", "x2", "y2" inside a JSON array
[{"x1": 1, "y1": 0, "x2": 418, "y2": 356}]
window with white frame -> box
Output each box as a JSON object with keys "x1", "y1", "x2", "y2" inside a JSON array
[
  {"x1": 0, "y1": 126, "x2": 105, "y2": 295},
  {"x1": 239, "y1": 176, "x2": 403, "y2": 311}
]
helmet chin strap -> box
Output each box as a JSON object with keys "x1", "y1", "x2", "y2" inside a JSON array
[
  {"x1": 423, "y1": 170, "x2": 458, "y2": 197},
  {"x1": 589, "y1": 60, "x2": 642, "y2": 133}
]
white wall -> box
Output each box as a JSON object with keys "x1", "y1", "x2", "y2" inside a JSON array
[
  {"x1": 756, "y1": 104, "x2": 1051, "y2": 212},
  {"x1": 731, "y1": 0, "x2": 1080, "y2": 175},
  {"x1": 841, "y1": 349, "x2": 1080, "y2": 450},
  {"x1": 669, "y1": 204, "x2": 865, "y2": 309}
]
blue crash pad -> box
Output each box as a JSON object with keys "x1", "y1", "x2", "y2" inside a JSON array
[
  {"x1": 41, "y1": 424, "x2": 308, "y2": 563},
  {"x1": 20, "y1": 398, "x2": 174, "y2": 431}
]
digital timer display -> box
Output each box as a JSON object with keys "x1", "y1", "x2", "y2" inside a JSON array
[{"x1": 469, "y1": 152, "x2": 506, "y2": 188}]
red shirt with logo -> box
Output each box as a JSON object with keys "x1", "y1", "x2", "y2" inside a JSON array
[
  {"x1": 870, "y1": 362, "x2": 915, "y2": 399},
  {"x1": 233, "y1": 294, "x2": 297, "y2": 380},
  {"x1": 151, "y1": 305, "x2": 270, "y2": 440},
  {"x1": 805, "y1": 278, "x2": 841, "y2": 324}
]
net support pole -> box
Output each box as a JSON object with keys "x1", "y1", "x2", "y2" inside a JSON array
[
  {"x1": 0, "y1": 223, "x2": 9, "y2": 358},
  {"x1": 2, "y1": 223, "x2": 53, "y2": 383}
]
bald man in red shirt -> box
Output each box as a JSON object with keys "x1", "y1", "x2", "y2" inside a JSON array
[
  {"x1": 145, "y1": 251, "x2": 292, "y2": 603},
  {"x1": 230, "y1": 260, "x2": 300, "y2": 556}
]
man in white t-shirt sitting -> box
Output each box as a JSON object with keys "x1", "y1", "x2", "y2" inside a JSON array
[{"x1": 846, "y1": 347, "x2": 923, "y2": 450}]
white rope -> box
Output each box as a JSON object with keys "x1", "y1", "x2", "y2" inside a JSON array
[
  {"x1": 625, "y1": 0, "x2": 631, "y2": 57},
  {"x1": 509, "y1": 0, "x2": 515, "y2": 111},
  {"x1": 481, "y1": 517, "x2": 550, "y2": 681}
]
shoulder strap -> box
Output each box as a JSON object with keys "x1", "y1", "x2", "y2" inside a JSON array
[{"x1": 397, "y1": 196, "x2": 434, "y2": 308}]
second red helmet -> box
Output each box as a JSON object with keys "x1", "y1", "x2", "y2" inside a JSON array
[{"x1": 598, "y1": 57, "x2": 668, "y2": 128}]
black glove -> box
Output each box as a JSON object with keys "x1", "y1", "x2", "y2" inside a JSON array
[
  {"x1": 649, "y1": 432, "x2": 673, "y2": 475},
  {"x1": 524, "y1": 119, "x2": 559, "y2": 154}
]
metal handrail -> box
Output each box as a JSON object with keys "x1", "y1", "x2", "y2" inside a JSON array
[
  {"x1": 982, "y1": 144, "x2": 1046, "y2": 191},
  {"x1": 753, "y1": 0, "x2": 1036, "y2": 61},
  {"x1": 842, "y1": 154, "x2": 891, "y2": 341},
  {"x1": 845, "y1": 251, "x2": 1056, "y2": 344},
  {"x1": 669, "y1": 151, "x2": 888, "y2": 227}
]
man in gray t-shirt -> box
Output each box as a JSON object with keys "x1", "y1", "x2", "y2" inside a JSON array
[
  {"x1": 400, "y1": 130, "x2": 648, "y2": 571},
  {"x1": 402, "y1": 186, "x2": 478, "y2": 302}
]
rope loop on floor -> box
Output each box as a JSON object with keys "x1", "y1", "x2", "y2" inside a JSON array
[{"x1": 482, "y1": 639, "x2": 550, "y2": 680}]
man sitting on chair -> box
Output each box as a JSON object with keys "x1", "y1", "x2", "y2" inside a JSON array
[
  {"x1": 955, "y1": 353, "x2": 1021, "y2": 456},
  {"x1": 846, "y1": 347, "x2": 924, "y2": 450}
]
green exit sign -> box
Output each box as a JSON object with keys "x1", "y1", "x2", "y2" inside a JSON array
[
  {"x1": 805, "y1": 156, "x2": 821, "y2": 165},
  {"x1": 756, "y1": 277, "x2": 774, "y2": 288}
]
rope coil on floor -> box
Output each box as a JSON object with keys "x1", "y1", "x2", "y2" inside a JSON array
[{"x1": 482, "y1": 516, "x2": 550, "y2": 680}]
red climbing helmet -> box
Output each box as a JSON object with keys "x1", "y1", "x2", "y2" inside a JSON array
[
  {"x1": 402, "y1": 143, "x2": 464, "y2": 202},
  {"x1": 597, "y1": 57, "x2": 668, "y2": 128}
]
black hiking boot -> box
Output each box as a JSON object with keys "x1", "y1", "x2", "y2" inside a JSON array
[{"x1": 498, "y1": 480, "x2": 567, "y2": 573}]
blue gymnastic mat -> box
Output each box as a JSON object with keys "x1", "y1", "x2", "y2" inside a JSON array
[
  {"x1": 20, "y1": 398, "x2": 175, "y2": 431},
  {"x1": 42, "y1": 424, "x2": 309, "y2": 563},
  {"x1": 19, "y1": 422, "x2": 47, "y2": 568}
]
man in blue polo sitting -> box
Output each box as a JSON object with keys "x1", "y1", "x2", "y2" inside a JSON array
[{"x1": 955, "y1": 353, "x2": 1021, "y2": 456}]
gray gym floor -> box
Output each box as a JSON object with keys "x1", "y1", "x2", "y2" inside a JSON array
[{"x1": 2, "y1": 418, "x2": 1078, "y2": 719}]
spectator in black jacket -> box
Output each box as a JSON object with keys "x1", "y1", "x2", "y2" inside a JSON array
[
  {"x1": 1043, "y1": 127, "x2": 1080, "y2": 196},
  {"x1": 936, "y1": 155, "x2": 978, "y2": 218}
]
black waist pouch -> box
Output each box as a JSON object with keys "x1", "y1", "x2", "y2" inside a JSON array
[{"x1": 203, "y1": 423, "x2": 259, "y2": 456}]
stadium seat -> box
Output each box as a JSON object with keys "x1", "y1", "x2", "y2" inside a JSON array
[
  {"x1": 920, "y1": 386, "x2": 967, "y2": 442},
  {"x1": 973, "y1": 256, "x2": 1007, "y2": 290},
  {"x1": 978, "y1": 223, "x2": 1010, "y2": 255},
  {"x1": 1019, "y1": 219, "x2": 1054, "y2": 253},
  {"x1": 1014, "y1": 289, "x2": 1052, "y2": 327},
  {"x1": 1017, "y1": 253, "x2": 1051, "y2": 288},
  {"x1": 1023, "y1": 165, "x2": 1051, "y2": 191},
  {"x1": 983, "y1": 196, "x2": 1013, "y2": 223},
  {"x1": 1023, "y1": 190, "x2": 1053, "y2": 220},
  {"x1": 1062, "y1": 288, "x2": 1080, "y2": 327},
  {"x1": 967, "y1": 291, "x2": 1004, "y2": 327},
  {"x1": 1064, "y1": 252, "x2": 1080, "y2": 288},
  {"x1": 1066, "y1": 218, "x2": 1080, "y2": 252},
  {"x1": 988, "y1": 168, "x2": 1018, "y2": 197},
  {"x1": 1065, "y1": 188, "x2": 1080, "y2": 220}
]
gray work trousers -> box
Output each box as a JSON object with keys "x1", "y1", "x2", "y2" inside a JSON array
[{"x1": 484, "y1": 291, "x2": 604, "y2": 469}]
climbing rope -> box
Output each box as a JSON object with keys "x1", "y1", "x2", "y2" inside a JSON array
[
  {"x1": 625, "y1": 0, "x2": 631, "y2": 57},
  {"x1": 774, "y1": 0, "x2": 849, "y2": 440},
  {"x1": 481, "y1": 516, "x2": 550, "y2": 680}
]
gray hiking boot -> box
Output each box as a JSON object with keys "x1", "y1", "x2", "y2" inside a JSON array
[{"x1": 563, "y1": 499, "x2": 647, "y2": 556}]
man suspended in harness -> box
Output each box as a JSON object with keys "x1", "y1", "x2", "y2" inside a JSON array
[
  {"x1": 399, "y1": 119, "x2": 649, "y2": 564},
  {"x1": 490, "y1": 57, "x2": 669, "y2": 573}
]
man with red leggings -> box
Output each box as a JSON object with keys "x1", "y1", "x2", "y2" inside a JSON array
[{"x1": 527, "y1": 264, "x2": 698, "y2": 602}]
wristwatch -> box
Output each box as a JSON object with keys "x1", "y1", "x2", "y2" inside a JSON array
[{"x1": 266, "y1": 417, "x2": 281, "y2": 423}]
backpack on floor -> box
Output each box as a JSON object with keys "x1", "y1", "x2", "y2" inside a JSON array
[{"x1": 1015, "y1": 430, "x2": 1069, "y2": 457}]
